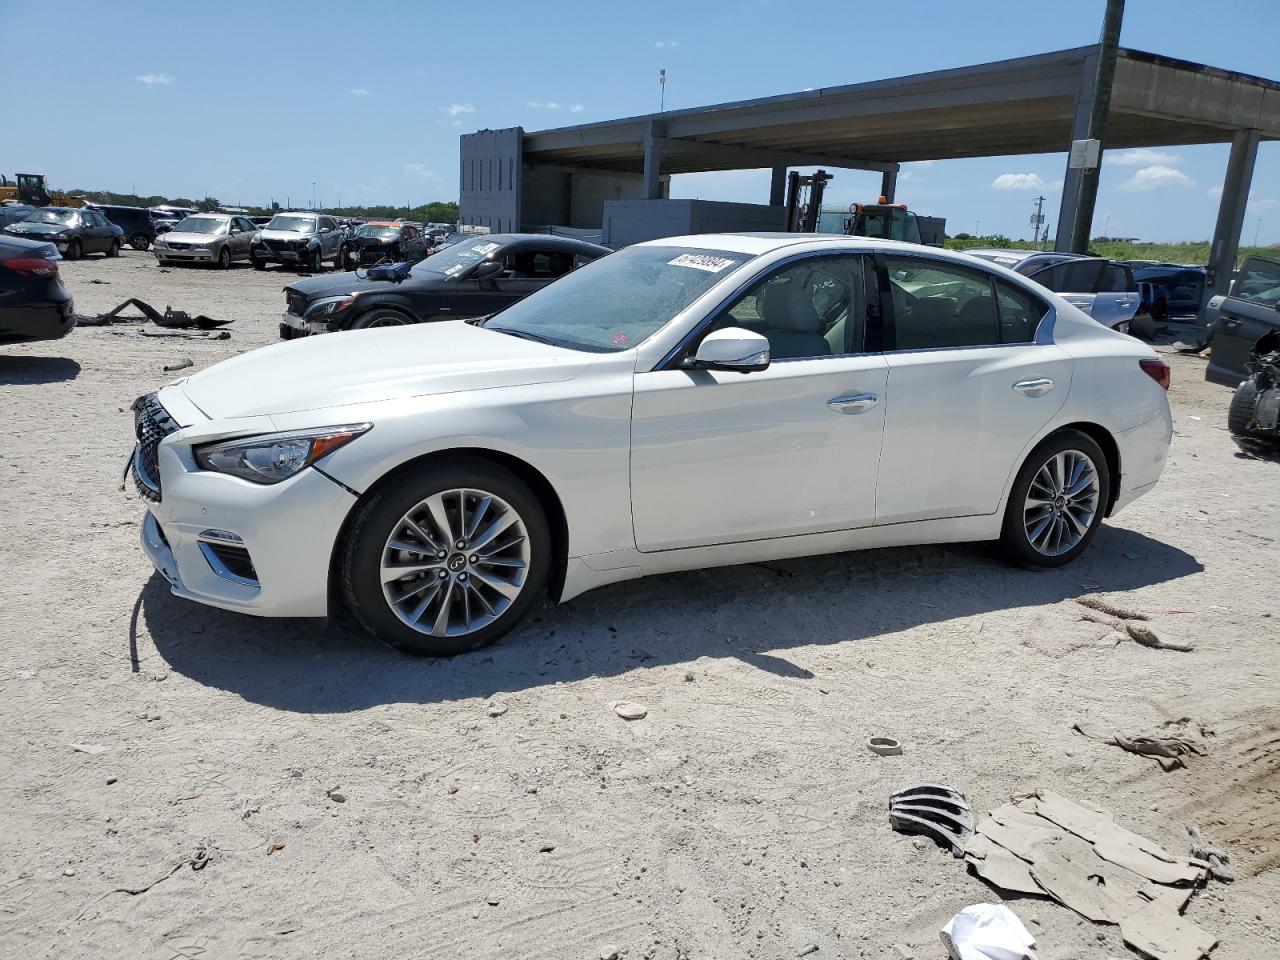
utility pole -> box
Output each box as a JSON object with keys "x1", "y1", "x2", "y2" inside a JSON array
[
  {"x1": 1068, "y1": 0, "x2": 1125, "y2": 253},
  {"x1": 1031, "y1": 195, "x2": 1046, "y2": 246},
  {"x1": 659, "y1": 69, "x2": 666, "y2": 112},
  {"x1": 311, "y1": 181, "x2": 316, "y2": 210}
]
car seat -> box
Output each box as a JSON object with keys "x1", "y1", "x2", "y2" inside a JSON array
[{"x1": 759, "y1": 280, "x2": 831, "y2": 359}]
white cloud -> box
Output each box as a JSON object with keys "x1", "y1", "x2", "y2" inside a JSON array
[
  {"x1": 992, "y1": 173, "x2": 1054, "y2": 192},
  {"x1": 655, "y1": 40, "x2": 680, "y2": 49},
  {"x1": 1108, "y1": 148, "x2": 1181, "y2": 166},
  {"x1": 1118, "y1": 165, "x2": 1194, "y2": 192},
  {"x1": 569, "y1": 104, "x2": 584, "y2": 113},
  {"x1": 1207, "y1": 185, "x2": 1223, "y2": 200},
  {"x1": 403, "y1": 163, "x2": 439, "y2": 182},
  {"x1": 528, "y1": 100, "x2": 562, "y2": 110},
  {"x1": 349, "y1": 87, "x2": 373, "y2": 97},
  {"x1": 435, "y1": 119, "x2": 464, "y2": 127},
  {"x1": 134, "y1": 73, "x2": 173, "y2": 86},
  {"x1": 441, "y1": 103, "x2": 475, "y2": 116}
]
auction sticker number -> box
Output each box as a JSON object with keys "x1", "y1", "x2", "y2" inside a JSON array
[{"x1": 668, "y1": 253, "x2": 737, "y2": 273}]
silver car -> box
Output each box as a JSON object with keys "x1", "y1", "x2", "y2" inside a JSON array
[
  {"x1": 154, "y1": 214, "x2": 258, "y2": 268},
  {"x1": 249, "y1": 212, "x2": 345, "y2": 272}
]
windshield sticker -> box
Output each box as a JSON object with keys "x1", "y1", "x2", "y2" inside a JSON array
[
  {"x1": 472, "y1": 242, "x2": 501, "y2": 256},
  {"x1": 668, "y1": 253, "x2": 737, "y2": 273},
  {"x1": 444, "y1": 263, "x2": 467, "y2": 276},
  {"x1": 611, "y1": 332, "x2": 631, "y2": 346}
]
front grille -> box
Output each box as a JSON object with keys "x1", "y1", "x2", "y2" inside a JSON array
[
  {"x1": 263, "y1": 239, "x2": 306, "y2": 253},
  {"x1": 131, "y1": 393, "x2": 178, "y2": 501},
  {"x1": 287, "y1": 291, "x2": 308, "y2": 315},
  {"x1": 166, "y1": 242, "x2": 191, "y2": 250}
]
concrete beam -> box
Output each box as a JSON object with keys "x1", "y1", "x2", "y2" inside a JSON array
[
  {"x1": 1055, "y1": 51, "x2": 1099, "y2": 251},
  {"x1": 643, "y1": 119, "x2": 666, "y2": 201},
  {"x1": 655, "y1": 135, "x2": 898, "y2": 174},
  {"x1": 880, "y1": 169, "x2": 898, "y2": 202},
  {"x1": 769, "y1": 166, "x2": 787, "y2": 206},
  {"x1": 1209, "y1": 128, "x2": 1261, "y2": 295}
]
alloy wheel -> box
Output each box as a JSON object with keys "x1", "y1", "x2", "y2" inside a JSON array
[
  {"x1": 1022, "y1": 449, "x2": 1100, "y2": 557},
  {"x1": 379, "y1": 488, "x2": 531, "y2": 638}
]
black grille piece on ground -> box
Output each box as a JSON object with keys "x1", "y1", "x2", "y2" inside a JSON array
[
  {"x1": 131, "y1": 392, "x2": 178, "y2": 501},
  {"x1": 889, "y1": 784, "x2": 975, "y2": 858}
]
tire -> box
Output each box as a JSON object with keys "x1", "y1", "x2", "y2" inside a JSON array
[
  {"x1": 1150, "y1": 297, "x2": 1168, "y2": 321},
  {"x1": 341, "y1": 457, "x2": 551, "y2": 656},
  {"x1": 217, "y1": 246, "x2": 231, "y2": 269},
  {"x1": 66, "y1": 239, "x2": 83, "y2": 261},
  {"x1": 252, "y1": 256, "x2": 267, "y2": 270},
  {"x1": 130, "y1": 234, "x2": 151, "y2": 251},
  {"x1": 1227, "y1": 380, "x2": 1258, "y2": 438},
  {"x1": 106, "y1": 240, "x2": 120, "y2": 258},
  {"x1": 305, "y1": 248, "x2": 322, "y2": 273},
  {"x1": 349, "y1": 308, "x2": 412, "y2": 330},
  {"x1": 999, "y1": 429, "x2": 1111, "y2": 568}
]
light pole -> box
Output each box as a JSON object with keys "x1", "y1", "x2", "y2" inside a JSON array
[
  {"x1": 659, "y1": 69, "x2": 666, "y2": 112},
  {"x1": 311, "y1": 181, "x2": 316, "y2": 211}
]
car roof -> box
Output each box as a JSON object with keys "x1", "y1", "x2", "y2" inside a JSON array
[
  {"x1": 457, "y1": 232, "x2": 612, "y2": 254},
  {"x1": 186, "y1": 213, "x2": 231, "y2": 219}
]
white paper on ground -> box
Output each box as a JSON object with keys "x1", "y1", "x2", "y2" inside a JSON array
[{"x1": 940, "y1": 903, "x2": 1039, "y2": 960}]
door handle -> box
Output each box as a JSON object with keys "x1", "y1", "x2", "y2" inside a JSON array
[
  {"x1": 1220, "y1": 318, "x2": 1241, "y2": 329},
  {"x1": 1013, "y1": 378, "x2": 1054, "y2": 397},
  {"x1": 827, "y1": 392, "x2": 879, "y2": 414}
]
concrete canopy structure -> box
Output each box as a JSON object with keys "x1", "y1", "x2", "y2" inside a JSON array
[{"x1": 460, "y1": 46, "x2": 1278, "y2": 286}]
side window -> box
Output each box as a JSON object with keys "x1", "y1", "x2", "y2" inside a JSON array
[
  {"x1": 1231, "y1": 258, "x2": 1280, "y2": 306},
  {"x1": 1100, "y1": 264, "x2": 1136, "y2": 293},
  {"x1": 883, "y1": 256, "x2": 999, "y2": 350},
  {"x1": 716, "y1": 255, "x2": 866, "y2": 360},
  {"x1": 1035, "y1": 260, "x2": 1105, "y2": 294},
  {"x1": 993, "y1": 280, "x2": 1049, "y2": 344}
]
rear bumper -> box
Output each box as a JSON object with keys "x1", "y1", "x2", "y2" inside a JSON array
[
  {"x1": 0, "y1": 297, "x2": 76, "y2": 342},
  {"x1": 1111, "y1": 407, "x2": 1173, "y2": 514}
]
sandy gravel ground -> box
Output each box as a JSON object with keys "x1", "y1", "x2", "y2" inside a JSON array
[{"x1": 1, "y1": 250, "x2": 1277, "y2": 960}]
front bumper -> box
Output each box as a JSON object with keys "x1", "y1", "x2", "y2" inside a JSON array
[
  {"x1": 155, "y1": 246, "x2": 216, "y2": 261},
  {"x1": 134, "y1": 426, "x2": 359, "y2": 618},
  {"x1": 253, "y1": 244, "x2": 313, "y2": 264},
  {"x1": 279, "y1": 310, "x2": 336, "y2": 338}
]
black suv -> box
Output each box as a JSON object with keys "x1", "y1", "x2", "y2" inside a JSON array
[
  {"x1": 341, "y1": 220, "x2": 430, "y2": 269},
  {"x1": 87, "y1": 204, "x2": 156, "y2": 251}
]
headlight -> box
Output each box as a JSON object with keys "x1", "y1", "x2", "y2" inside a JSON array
[
  {"x1": 250, "y1": 235, "x2": 262, "y2": 245},
  {"x1": 303, "y1": 295, "x2": 356, "y2": 318},
  {"x1": 194, "y1": 424, "x2": 372, "y2": 484}
]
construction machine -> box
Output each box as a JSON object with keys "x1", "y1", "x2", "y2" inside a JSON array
[
  {"x1": 0, "y1": 173, "x2": 83, "y2": 208},
  {"x1": 817, "y1": 198, "x2": 945, "y2": 246}
]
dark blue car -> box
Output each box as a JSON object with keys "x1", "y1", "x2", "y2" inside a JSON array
[{"x1": 1132, "y1": 265, "x2": 1206, "y2": 319}]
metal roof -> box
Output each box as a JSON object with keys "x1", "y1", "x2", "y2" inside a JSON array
[{"x1": 519, "y1": 46, "x2": 1280, "y2": 175}]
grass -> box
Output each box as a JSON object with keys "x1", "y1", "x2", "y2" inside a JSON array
[{"x1": 943, "y1": 237, "x2": 1277, "y2": 267}]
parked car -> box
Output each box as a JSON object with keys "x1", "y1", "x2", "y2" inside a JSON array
[
  {"x1": 340, "y1": 220, "x2": 432, "y2": 270},
  {"x1": 250, "y1": 212, "x2": 344, "y2": 272},
  {"x1": 2, "y1": 207, "x2": 123, "y2": 259},
  {"x1": 1203, "y1": 255, "x2": 1280, "y2": 386},
  {"x1": 1131, "y1": 264, "x2": 1205, "y2": 320},
  {"x1": 964, "y1": 249, "x2": 1144, "y2": 336},
  {"x1": 86, "y1": 203, "x2": 157, "y2": 251},
  {"x1": 153, "y1": 214, "x2": 259, "y2": 268},
  {"x1": 0, "y1": 204, "x2": 36, "y2": 229},
  {"x1": 280, "y1": 234, "x2": 610, "y2": 338},
  {"x1": 1226, "y1": 329, "x2": 1280, "y2": 451},
  {"x1": 129, "y1": 234, "x2": 1172, "y2": 656},
  {"x1": 149, "y1": 206, "x2": 198, "y2": 236},
  {"x1": 0, "y1": 235, "x2": 75, "y2": 342}
]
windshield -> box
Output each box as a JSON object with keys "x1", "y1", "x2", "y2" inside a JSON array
[
  {"x1": 484, "y1": 245, "x2": 754, "y2": 352},
  {"x1": 266, "y1": 215, "x2": 316, "y2": 233},
  {"x1": 356, "y1": 225, "x2": 400, "y2": 240},
  {"x1": 27, "y1": 210, "x2": 76, "y2": 225},
  {"x1": 174, "y1": 217, "x2": 226, "y2": 235},
  {"x1": 412, "y1": 237, "x2": 510, "y2": 277}
]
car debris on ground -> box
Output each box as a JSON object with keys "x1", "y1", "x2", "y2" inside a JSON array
[
  {"x1": 889, "y1": 784, "x2": 974, "y2": 857},
  {"x1": 960, "y1": 789, "x2": 1217, "y2": 960},
  {"x1": 940, "y1": 903, "x2": 1038, "y2": 960},
  {"x1": 1072, "y1": 719, "x2": 1208, "y2": 771},
  {"x1": 75, "y1": 297, "x2": 232, "y2": 334}
]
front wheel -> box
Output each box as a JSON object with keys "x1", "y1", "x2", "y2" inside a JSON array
[
  {"x1": 305, "y1": 248, "x2": 322, "y2": 273},
  {"x1": 341, "y1": 458, "x2": 551, "y2": 656},
  {"x1": 1227, "y1": 380, "x2": 1259, "y2": 438},
  {"x1": 66, "y1": 239, "x2": 83, "y2": 260},
  {"x1": 349, "y1": 309, "x2": 411, "y2": 330},
  {"x1": 107, "y1": 240, "x2": 120, "y2": 258},
  {"x1": 252, "y1": 256, "x2": 267, "y2": 270},
  {"x1": 217, "y1": 246, "x2": 231, "y2": 269},
  {"x1": 1000, "y1": 430, "x2": 1110, "y2": 568}
]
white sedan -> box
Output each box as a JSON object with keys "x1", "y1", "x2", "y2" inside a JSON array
[{"x1": 130, "y1": 234, "x2": 1172, "y2": 655}]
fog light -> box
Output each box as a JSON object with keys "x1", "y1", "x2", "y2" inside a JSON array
[{"x1": 199, "y1": 528, "x2": 243, "y2": 543}]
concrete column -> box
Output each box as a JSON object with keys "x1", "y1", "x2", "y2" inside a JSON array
[
  {"x1": 880, "y1": 168, "x2": 898, "y2": 203},
  {"x1": 769, "y1": 166, "x2": 787, "y2": 206},
  {"x1": 1055, "y1": 51, "x2": 1099, "y2": 252},
  {"x1": 1208, "y1": 128, "x2": 1260, "y2": 295},
  {"x1": 642, "y1": 119, "x2": 666, "y2": 201}
]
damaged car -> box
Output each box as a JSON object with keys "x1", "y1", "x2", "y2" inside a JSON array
[
  {"x1": 250, "y1": 212, "x2": 344, "y2": 272},
  {"x1": 340, "y1": 220, "x2": 429, "y2": 270},
  {"x1": 1227, "y1": 330, "x2": 1280, "y2": 451}
]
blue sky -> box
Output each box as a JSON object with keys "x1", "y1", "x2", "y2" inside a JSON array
[{"x1": 2, "y1": 0, "x2": 1276, "y2": 242}]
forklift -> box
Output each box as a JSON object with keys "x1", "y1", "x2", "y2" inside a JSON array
[{"x1": 784, "y1": 169, "x2": 944, "y2": 246}]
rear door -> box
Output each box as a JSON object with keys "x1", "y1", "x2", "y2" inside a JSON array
[
  {"x1": 875, "y1": 254, "x2": 1071, "y2": 524},
  {"x1": 81, "y1": 210, "x2": 109, "y2": 252},
  {"x1": 1207, "y1": 257, "x2": 1280, "y2": 384},
  {"x1": 1090, "y1": 262, "x2": 1140, "y2": 331},
  {"x1": 1026, "y1": 259, "x2": 1107, "y2": 320}
]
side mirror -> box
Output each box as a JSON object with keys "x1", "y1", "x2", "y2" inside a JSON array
[
  {"x1": 691, "y1": 327, "x2": 771, "y2": 373},
  {"x1": 472, "y1": 260, "x2": 503, "y2": 281}
]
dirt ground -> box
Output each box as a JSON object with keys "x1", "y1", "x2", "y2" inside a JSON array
[{"x1": 1, "y1": 249, "x2": 1277, "y2": 960}]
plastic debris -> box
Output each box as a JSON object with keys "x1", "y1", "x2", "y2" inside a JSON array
[
  {"x1": 940, "y1": 903, "x2": 1038, "y2": 960},
  {"x1": 890, "y1": 784, "x2": 974, "y2": 857},
  {"x1": 868, "y1": 736, "x2": 903, "y2": 756}
]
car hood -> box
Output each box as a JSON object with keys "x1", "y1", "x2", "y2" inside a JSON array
[
  {"x1": 180, "y1": 320, "x2": 595, "y2": 419},
  {"x1": 258, "y1": 229, "x2": 315, "y2": 242},
  {"x1": 6, "y1": 222, "x2": 68, "y2": 236},
  {"x1": 287, "y1": 269, "x2": 446, "y2": 301},
  {"x1": 161, "y1": 231, "x2": 224, "y2": 244}
]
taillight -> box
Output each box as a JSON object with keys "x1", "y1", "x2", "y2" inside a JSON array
[
  {"x1": 1139, "y1": 358, "x2": 1170, "y2": 390},
  {"x1": 2, "y1": 257, "x2": 58, "y2": 278}
]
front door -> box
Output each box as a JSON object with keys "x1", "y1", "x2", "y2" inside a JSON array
[
  {"x1": 874, "y1": 254, "x2": 1073, "y2": 524},
  {"x1": 1207, "y1": 257, "x2": 1280, "y2": 385},
  {"x1": 631, "y1": 253, "x2": 887, "y2": 552}
]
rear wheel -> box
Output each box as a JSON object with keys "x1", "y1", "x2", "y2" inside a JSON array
[
  {"x1": 1150, "y1": 297, "x2": 1168, "y2": 320},
  {"x1": 341, "y1": 458, "x2": 551, "y2": 656},
  {"x1": 1227, "y1": 380, "x2": 1259, "y2": 438},
  {"x1": 1000, "y1": 430, "x2": 1110, "y2": 568},
  {"x1": 130, "y1": 233, "x2": 151, "y2": 251}
]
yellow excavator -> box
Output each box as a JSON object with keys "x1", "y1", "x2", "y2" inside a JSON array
[{"x1": 0, "y1": 173, "x2": 84, "y2": 208}]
